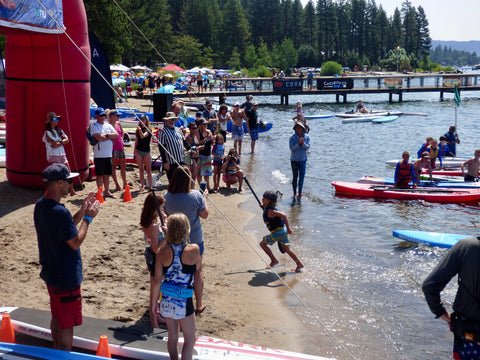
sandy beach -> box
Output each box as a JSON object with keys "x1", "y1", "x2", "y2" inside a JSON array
[{"x1": 0, "y1": 101, "x2": 326, "y2": 357}]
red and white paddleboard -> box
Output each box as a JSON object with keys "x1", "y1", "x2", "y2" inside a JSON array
[{"x1": 0, "y1": 306, "x2": 334, "y2": 360}]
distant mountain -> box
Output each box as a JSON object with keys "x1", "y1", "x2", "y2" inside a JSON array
[{"x1": 432, "y1": 40, "x2": 480, "y2": 56}]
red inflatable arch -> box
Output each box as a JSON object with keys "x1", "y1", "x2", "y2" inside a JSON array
[{"x1": 4, "y1": 0, "x2": 90, "y2": 187}]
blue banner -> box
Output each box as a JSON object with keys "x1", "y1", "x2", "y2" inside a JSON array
[
  {"x1": 272, "y1": 79, "x2": 303, "y2": 92},
  {"x1": 0, "y1": 0, "x2": 64, "y2": 34},
  {"x1": 89, "y1": 31, "x2": 115, "y2": 111}
]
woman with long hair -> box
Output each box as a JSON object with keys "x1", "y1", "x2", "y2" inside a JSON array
[
  {"x1": 140, "y1": 192, "x2": 167, "y2": 327},
  {"x1": 185, "y1": 122, "x2": 201, "y2": 188},
  {"x1": 164, "y1": 166, "x2": 208, "y2": 316},
  {"x1": 135, "y1": 115, "x2": 153, "y2": 191},
  {"x1": 151, "y1": 213, "x2": 201, "y2": 360}
]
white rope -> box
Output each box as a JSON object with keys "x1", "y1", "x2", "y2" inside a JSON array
[{"x1": 35, "y1": 2, "x2": 359, "y2": 358}]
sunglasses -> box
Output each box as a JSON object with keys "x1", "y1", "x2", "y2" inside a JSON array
[
  {"x1": 52, "y1": 117, "x2": 61, "y2": 122},
  {"x1": 190, "y1": 126, "x2": 198, "y2": 129}
]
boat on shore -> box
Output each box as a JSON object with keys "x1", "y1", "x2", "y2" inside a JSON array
[{"x1": 332, "y1": 181, "x2": 480, "y2": 203}]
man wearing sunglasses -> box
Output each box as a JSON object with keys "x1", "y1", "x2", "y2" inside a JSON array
[{"x1": 34, "y1": 163, "x2": 99, "y2": 351}]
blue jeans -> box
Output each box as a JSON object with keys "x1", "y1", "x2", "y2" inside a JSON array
[{"x1": 291, "y1": 160, "x2": 306, "y2": 195}]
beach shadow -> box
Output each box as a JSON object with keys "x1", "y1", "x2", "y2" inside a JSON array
[
  {"x1": 0, "y1": 180, "x2": 43, "y2": 218},
  {"x1": 225, "y1": 268, "x2": 286, "y2": 288}
]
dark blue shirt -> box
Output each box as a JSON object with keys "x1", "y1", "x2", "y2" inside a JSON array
[{"x1": 34, "y1": 197, "x2": 81, "y2": 289}]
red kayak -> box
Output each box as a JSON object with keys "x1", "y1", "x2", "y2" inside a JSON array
[
  {"x1": 331, "y1": 181, "x2": 480, "y2": 203},
  {"x1": 425, "y1": 169, "x2": 462, "y2": 176}
]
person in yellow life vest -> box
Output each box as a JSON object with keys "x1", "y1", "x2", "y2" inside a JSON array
[
  {"x1": 427, "y1": 138, "x2": 441, "y2": 168},
  {"x1": 394, "y1": 151, "x2": 416, "y2": 188}
]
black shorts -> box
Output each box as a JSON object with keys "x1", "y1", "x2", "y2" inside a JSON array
[{"x1": 94, "y1": 157, "x2": 113, "y2": 176}]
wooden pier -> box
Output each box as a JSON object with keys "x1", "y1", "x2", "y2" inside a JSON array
[{"x1": 166, "y1": 73, "x2": 480, "y2": 104}]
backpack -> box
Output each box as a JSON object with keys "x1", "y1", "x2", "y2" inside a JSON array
[{"x1": 86, "y1": 123, "x2": 98, "y2": 146}]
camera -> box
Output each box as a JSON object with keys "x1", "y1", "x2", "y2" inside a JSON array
[
  {"x1": 190, "y1": 145, "x2": 197, "y2": 153},
  {"x1": 199, "y1": 181, "x2": 207, "y2": 193}
]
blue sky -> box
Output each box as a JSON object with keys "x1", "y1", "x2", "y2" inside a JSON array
[{"x1": 301, "y1": 0, "x2": 479, "y2": 41}]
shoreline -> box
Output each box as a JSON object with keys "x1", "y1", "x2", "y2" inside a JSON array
[{"x1": 0, "y1": 137, "x2": 325, "y2": 358}]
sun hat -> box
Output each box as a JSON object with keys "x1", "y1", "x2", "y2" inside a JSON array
[
  {"x1": 42, "y1": 163, "x2": 78, "y2": 182},
  {"x1": 162, "y1": 111, "x2": 179, "y2": 121},
  {"x1": 45, "y1": 112, "x2": 58, "y2": 124},
  {"x1": 293, "y1": 121, "x2": 306, "y2": 130},
  {"x1": 95, "y1": 107, "x2": 106, "y2": 116}
]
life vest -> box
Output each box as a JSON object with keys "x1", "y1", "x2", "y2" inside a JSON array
[
  {"x1": 397, "y1": 161, "x2": 413, "y2": 188},
  {"x1": 263, "y1": 205, "x2": 284, "y2": 232}
]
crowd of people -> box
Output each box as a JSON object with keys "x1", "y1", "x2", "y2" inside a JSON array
[
  {"x1": 394, "y1": 125, "x2": 463, "y2": 188},
  {"x1": 35, "y1": 93, "x2": 310, "y2": 360}
]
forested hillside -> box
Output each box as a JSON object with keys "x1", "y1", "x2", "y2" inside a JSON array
[{"x1": 85, "y1": 0, "x2": 431, "y2": 71}]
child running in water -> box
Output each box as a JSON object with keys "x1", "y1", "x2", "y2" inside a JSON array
[
  {"x1": 211, "y1": 134, "x2": 225, "y2": 192},
  {"x1": 259, "y1": 191, "x2": 304, "y2": 272}
]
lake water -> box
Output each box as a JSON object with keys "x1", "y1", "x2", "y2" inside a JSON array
[{"x1": 221, "y1": 89, "x2": 480, "y2": 360}]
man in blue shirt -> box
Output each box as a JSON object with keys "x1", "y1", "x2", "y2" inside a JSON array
[
  {"x1": 289, "y1": 121, "x2": 310, "y2": 199},
  {"x1": 34, "y1": 164, "x2": 99, "y2": 350},
  {"x1": 444, "y1": 125, "x2": 460, "y2": 156}
]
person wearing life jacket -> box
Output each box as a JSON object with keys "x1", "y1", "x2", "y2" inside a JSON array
[
  {"x1": 394, "y1": 151, "x2": 416, "y2": 188},
  {"x1": 417, "y1": 136, "x2": 432, "y2": 159},
  {"x1": 427, "y1": 138, "x2": 441, "y2": 168}
]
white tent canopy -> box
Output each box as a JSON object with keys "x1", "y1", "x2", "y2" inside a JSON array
[
  {"x1": 130, "y1": 65, "x2": 153, "y2": 72},
  {"x1": 110, "y1": 64, "x2": 130, "y2": 72}
]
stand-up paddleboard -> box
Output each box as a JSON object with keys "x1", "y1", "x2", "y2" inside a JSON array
[
  {"x1": 335, "y1": 110, "x2": 402, "y2": 118},
  {"x1": 357, "y1": 176, "x2": 480, "y2": 188},
  {"x1": 341, "y1": 116, "x2": 379, "y2": 123},
  {"x1": 385, "y1": 157, "x2": 468, "y2": 168},
  {"x1": 392, "y1": 230, "x2": 471, "y2": 248},
  {"x1": 0, "y1": 342, "x2": 107, "y2": 360},
  {"x1": 0, "y1": 307, "x2": 333, "y2": 360},
  {"x1": 372, "y1": 115, "x2": 398, "y2": 124},
  {"x1": 227, "y1": 120, "x2": 273, "y2": 133},
  {"x1": 303, "y1": 114, "x2": 334, "y2": 120}
]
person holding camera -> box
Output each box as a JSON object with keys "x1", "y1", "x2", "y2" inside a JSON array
[
  {"x1": 289, "y1": 121, "x2": 310, "y2": 200},
  {"x1": 221, "y1": 148, "x2": 243, "y2": 192}
]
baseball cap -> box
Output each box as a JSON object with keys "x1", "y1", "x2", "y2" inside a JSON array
[
  {"x1": 234, "y1": 102, "x2": 240, "y2": 107},
  {"x1": 195, "y1": 112, "x2": 202, "y2": 117},
  {"x1": 42, "y1": 163, "x2": 78, "y2": 182},
  {"x1": 108, "y1": 109, "x2": 120, "y2": 116},
  {"x1": 95, "y1": 107, "x2": 106, "y2": 116},
  {"x1": 422, "y1": 151, "x2": 431, "y2": 158},
  {"x1": 293, "y1": 121, "x2": 306, "y2": 131}
]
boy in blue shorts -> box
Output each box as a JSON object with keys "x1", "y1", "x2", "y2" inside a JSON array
[{"x1": 260, "y1": 191, "x2": 304, "y2": 272}]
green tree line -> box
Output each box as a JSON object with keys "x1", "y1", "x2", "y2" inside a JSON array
[
  {"x1": 84, "y1": 0, "x2": 431, "y2": 72},
  {"x1": 430, "y1": 45, "x2": 480, "y2": 67}
]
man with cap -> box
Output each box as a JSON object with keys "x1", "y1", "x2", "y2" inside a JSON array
[
  {"x1": 413, "y1": 151, "x2": 433, "y2": 183},
  {"x1": 444, "y1": 125, "x2": 460, "y2": 156},
  {"x1": 246, "y1": 101, "x2": 259, "y2": 154},
  {"x1": 90, "y1": 108, "x2": 119, "y2": 198},
  {"x1": 203, "y1": 100, "x2": 218, "y2": 134},
  {"x1": 230, "y1": 102, "x2": 248, "y2": 156},
  {"x1": 158, "y1": 111, "x2": 186, "y2": 181},
  {"x1": 289, "y1": 121, "x2": 310, "y2": 200},
  {"x1": 34, "y1": 164, "x2": 99, "y2": 351}
]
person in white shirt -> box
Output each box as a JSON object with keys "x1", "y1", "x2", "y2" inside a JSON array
[{"x1": 90, "y1": 108, "x2": 119, "y2": 197}]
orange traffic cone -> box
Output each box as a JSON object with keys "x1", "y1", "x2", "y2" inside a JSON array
[
  {"x1": 95, "y1": 186, "x2": 104, "y2": 204},
  {"x1": 0, "y1": 314, "x2": 15, "y2": 343},
  {"x1": 96, "y1": 335, "x2": 111, "y2": 358},
  {"x1": 123, "y1": 185, "x2": 134, "y2": 203}
]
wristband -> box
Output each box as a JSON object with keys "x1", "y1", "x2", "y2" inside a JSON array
[{"x1": 83, "y1": 216, "x2": 93, "y2": 224}]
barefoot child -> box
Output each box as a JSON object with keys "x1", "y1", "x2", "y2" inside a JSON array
[
  {"x1": 259, "y1": 191, "x2": 304, "y2": 272},
  {"x1": 461, "y1": 149, "x2": 480, "y2": 182},
  {"x1": 212, "y1": 134, "x2": 225, "y2": 192}
]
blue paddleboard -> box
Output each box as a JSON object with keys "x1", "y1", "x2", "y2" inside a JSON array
[
  {"x1": 372, "y1": 115, "x2": 398, "y2": 124},
  {"x1": 227, "y1": 120, "x2": 272, "y2": 133},
  {"x1": 0, "y1": 342, "x2": 107, "y2": 359},
  {"x1": 392, "y1": 230, "x2": 471, "y2": 248}
]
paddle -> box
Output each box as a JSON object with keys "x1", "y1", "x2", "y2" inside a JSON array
[{"x1": 243, "y1": 176, "x2": 286, "y2": 254}]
